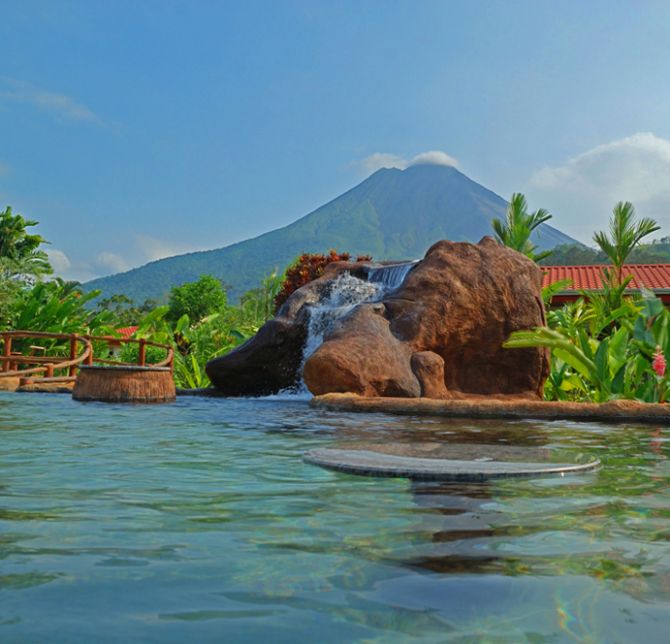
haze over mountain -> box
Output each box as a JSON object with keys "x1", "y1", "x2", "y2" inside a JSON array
[{"x1": 85, "y1": 164, "x2": 578, "y2": 303}]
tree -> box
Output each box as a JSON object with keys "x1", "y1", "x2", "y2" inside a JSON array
[
  {"x1": 492, "y1": 193, "x2": 553, "y2": 262},
  {"x1": 167, "y1": 274, "x2": 227, "y2": 323},
  {"x1": 593, "y1": 201, "x2": 660, "y2": 286},
  {"x1": 0, "y1": 206, "x2": 52, "y2": 279},
  {"x1": 0, "y1": 206, "x2": 53, "y2": 328}
]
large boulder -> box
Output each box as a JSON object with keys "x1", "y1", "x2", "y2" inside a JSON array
[
  {"x1": 303, "y1": 237, "x2": 549, "y2": 399},
  {"x1": 205, "y1": 260, "x2": 370, "y2": 395}
]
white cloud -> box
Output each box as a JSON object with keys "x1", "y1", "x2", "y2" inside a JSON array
[
  {"x1": 95, "y1": 252, "x2": 129, "y2": 274},
  {"x1": 354, "y1": 149, "x2": 458, "y2": 175},
  {"x1": 409, "y1": 150, "x2": 458, "y2": 168},
  {"x1": 46, "y1": 248, "x2": 71, "y2": 274},
  {"x1": 526, "y1": 132, "x2": 670, "y2": 243},
  {"x1": 0, "y1": 77, "x2": 103, "y2": 124},
  {"x1": 355, "y1": 152, "x2": 408, "y2": 175}
]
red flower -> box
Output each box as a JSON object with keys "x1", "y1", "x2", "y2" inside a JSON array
[{"x1": 652, "y1": 346, "x2": 666, "y2": 377}]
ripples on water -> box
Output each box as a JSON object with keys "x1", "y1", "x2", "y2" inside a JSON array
[{"x1": 0, "y1": 392, "x2": 668, "y2": 642}]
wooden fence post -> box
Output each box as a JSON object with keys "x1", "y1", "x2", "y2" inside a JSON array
[{"x1": 139, "y1": 339, "x2": 146, "y2": 367}]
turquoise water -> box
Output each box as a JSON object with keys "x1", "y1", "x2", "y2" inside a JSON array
[{"x1": 0, "y1": 392, "x2": 668, "y2": 642}]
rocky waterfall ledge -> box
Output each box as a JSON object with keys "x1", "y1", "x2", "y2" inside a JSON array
[{"x1": 206, "y1": 237, "x2": 549, "y2": 399}]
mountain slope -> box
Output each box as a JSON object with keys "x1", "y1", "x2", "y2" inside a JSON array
[{"x1": 85, "y1": 164, "x2": 578, "y2": 302}]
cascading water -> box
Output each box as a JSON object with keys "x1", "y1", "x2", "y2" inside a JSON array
[
  {"x1": 301, "y1": 272, "x2": 382, "y2": 363},
  {"x1": 295, "y1": 261, "x2": 418, "y2": 391},
  {"x1": 366, "y1": 260, "x2": 418, "y2": 290}
]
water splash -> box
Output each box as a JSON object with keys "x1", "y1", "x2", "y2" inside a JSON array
[{"x1": 302, "y1": 272, "x2": 382, "y2": 363}]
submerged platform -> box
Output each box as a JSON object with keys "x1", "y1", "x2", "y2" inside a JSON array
[
  {"x1": 310, "y1": 393, "x2": 670, "y2": 424},
  {"x1": 304, "y1": 447, "x2": 600, "y2": 480}
]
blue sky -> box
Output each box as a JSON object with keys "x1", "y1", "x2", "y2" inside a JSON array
[{"x1": 2, "y1": 0, "x2": 670, "y2": 281}]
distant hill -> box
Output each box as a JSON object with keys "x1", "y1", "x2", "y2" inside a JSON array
[
  {"x1": 85, "y1": 164, "x2": 579, "y2": 302},
  {"x1": 541, "y1": 241, "x2": 670, "y2": 266}
]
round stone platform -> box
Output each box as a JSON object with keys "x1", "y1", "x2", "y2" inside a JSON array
[
  {"x1": 303, "y1": 448, "x2": 600, "y2": 481},
  {"x1": 72, "y1": 365, "x2": 176, "y2": 403}
]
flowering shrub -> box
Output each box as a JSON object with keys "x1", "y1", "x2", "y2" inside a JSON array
[
  {"x1": 273, "y1": 250, "x2": 372, "y2": 312},
  {"x1": 652, "y1": 346, "x2": 666, "y2": 377},
  {"x1": 505, "y1": 288, "x2": 670, "y2": 403}
]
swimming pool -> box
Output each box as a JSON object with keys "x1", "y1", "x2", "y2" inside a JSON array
[{"x1": 1, "y1": 392, "x2": 668, "y2": 642}]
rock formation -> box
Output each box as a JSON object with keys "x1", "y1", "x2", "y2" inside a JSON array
[
  {"x1": 205, "y1": 260, "x2": 371, "y2": 396},
  {"x1": 207, "y1": 237, "x2": 550, "y2": 399}
]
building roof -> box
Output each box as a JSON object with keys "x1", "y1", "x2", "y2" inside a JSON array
[
  {"x1": 115, "y1": 326, "x2": 139, "y2": 340},
  {"x1": 542, "y1": 264, "x2": 670, "y2": 292}
]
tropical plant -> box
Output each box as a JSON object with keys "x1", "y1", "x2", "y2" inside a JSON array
[
  {"x1": 166, "y1": 274, "x2": 227, "y2": 323},
  {"x1": 123, "y1": 271, "x2": 282, "y2": 388},
  {"x1": 492, "y1": 193, "x2": 552, "y2": 262},
  {"x1": 240, "y1": 270, "x2": 284, "y2": 324},
  {"x1": 541, "y1": 278, "x2": 572, "y2": 308},
  {"x1": 505, "y1": 288, "x2": 670, "y2": 403},
  {"x1": 0, "y1": 206, "x2": 52, "y2": 280},
  {"x1": 0, "y1": 207, "x2": 54, "y2": 327},
  {"x1": 593, "y1": 201, "x2": 660, "y2": 286},
  {"x1": 2, "y1": 280, "x2": 114, "y2": 356},
  {"x1": 9, "y1": 280, "x2": 112, "y2": 334}
]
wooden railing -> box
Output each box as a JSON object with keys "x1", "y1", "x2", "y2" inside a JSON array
[{"x1": 0, "y1": 331, "x2": 174, "y2": 385}]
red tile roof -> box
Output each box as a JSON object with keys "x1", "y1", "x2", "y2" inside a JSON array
[
  {"x1": 116, "y1": 326, "x2": 139, "y2": 339},
  {"x1": 542, "y1": 264, "x2": 670, "y2": 291}
]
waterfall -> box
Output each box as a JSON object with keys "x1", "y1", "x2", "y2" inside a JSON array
[
  {"x1": 294, "y1": 261, "x2": 418, "y2": 391},
  {"x1": 366, "y1": 261, "x2": 418, "y2": 291},
  {"x1": 301, "y1": 272, "x2": 382, "y2": 363}
]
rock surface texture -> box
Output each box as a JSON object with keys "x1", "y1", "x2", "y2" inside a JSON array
[
  {"x1": 205, "y1": 260, "x2": 370, "y2": 396},
  {"x1": 207, "y1": 238, "x2": 550, "y2": 399},
  {"x1": 304, "y1": 237, "x2": 549, "y2": 399}
]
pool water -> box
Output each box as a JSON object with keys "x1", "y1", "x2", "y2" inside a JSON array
[{"x1": 0, "y1": 392, "x2": 668, "y2": 642}]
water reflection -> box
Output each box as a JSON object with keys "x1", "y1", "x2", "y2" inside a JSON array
[
  {"x1": 0, "y1": 393, "x2": 668, "y2": 642},
  {"x1": 382, "y1": 423, "x2": 670, "y2": 611}
]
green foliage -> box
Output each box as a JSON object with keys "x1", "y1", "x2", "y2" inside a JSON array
[
  {"x1": 167, "y1": 274, "x2": 227, "y2": 323},
  {"x1": 0, "y1": 259, "x2": 23, "y2": 328},
  {"x1": 94, "y1": 294, "x2": 158, "y2": 327},
  {"x1": 492, "y1": 193, "x2": 553, "y2": 262},
  {"x1": 118, "y1": 342, "x2": 168, "y2": 366},
  {"x1": 506, "y1": 289, "x2": 670, "y2": 403},
  {"x1": 506, "y1": 202, "x2": 668, "y2": 403},
  {"x1": 541, "y1": 278, "x2": 572, "y2": 308},
  {"x1": 8, "y1": 280, "x2": 112, "y2": 335},
  {"x1": 3, "y1": 280, "x2": 114, "y2": 356},
  {"x1": 0, "y1": 206, "x2": 52, "y2": 279},
  {"x1": 242, "y1": 270, "x2": 284, "y2": 321},
  {"x1": 593, "y1": 201, "x2": 660, "y2": 284},
  {"x1": 0, "y1": 206, "x2": 54, "y2": 328},
  {"x1": 124, "y1": 272, "x2": 280, "y2": 389},
  {"x1": 540, "y1": 240, "x2": 670, "y2": 266}
]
